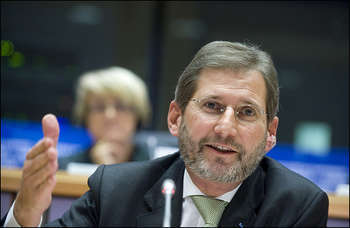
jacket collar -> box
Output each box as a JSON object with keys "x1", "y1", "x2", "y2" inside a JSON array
[{"x1": 136, "y1": 153, "x2": 185, "y2": 227}]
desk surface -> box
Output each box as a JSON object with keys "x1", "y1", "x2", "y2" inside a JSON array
[
  {"x1": 1, "y1": 168, "x2": 349, "y2": 219},
  {"x1": 1, "y1": 168, "x2": 88, "y2": 197}
]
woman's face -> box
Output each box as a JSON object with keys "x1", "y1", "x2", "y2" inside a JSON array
[{"x1": 85, "y1": 93, "x2": 138, "y2": 144}]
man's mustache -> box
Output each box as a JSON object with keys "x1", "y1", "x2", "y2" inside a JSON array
[{"x1": 198, "y1": 135, "x2": 245, "y2": 154}]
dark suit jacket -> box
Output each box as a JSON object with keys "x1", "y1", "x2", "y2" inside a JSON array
[
  {"x1": 44, "y1": 152, "x2": 328, "y2": 227},
  {"x1": 1, "y1": 152, "x2": 328, "y2": 227}
]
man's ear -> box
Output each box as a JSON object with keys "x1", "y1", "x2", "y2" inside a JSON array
[
  {"x1": 167, "y1": 101, "x2": 182, "y2": 137},
  {"x1": 265, "y1": 116, "x2": 279, "y2": 152}
]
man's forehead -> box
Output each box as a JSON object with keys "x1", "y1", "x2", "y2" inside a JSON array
[{"x1": 194, "y1": 68, "x2": 267, "y2": 104}]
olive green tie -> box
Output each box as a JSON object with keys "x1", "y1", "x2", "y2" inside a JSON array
[{"x1": 190, "y1": 195, "x2": 229, "y2": 227}]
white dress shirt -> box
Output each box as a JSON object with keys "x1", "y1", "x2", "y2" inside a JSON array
[
  {"x1": 4, "y1": 203, "x2": 42, "y2": 227},
  {"x1": 4, "y1": 168, "x2": 241, "y2": 227}
]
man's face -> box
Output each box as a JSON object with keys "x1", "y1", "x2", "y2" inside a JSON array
[{"x1": 169, "y1": 68, "x2": 278, "y2": 184}]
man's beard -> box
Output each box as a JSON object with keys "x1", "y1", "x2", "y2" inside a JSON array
[{"x1": 178, "y1": 120, "x2": 267, "y2": 183}]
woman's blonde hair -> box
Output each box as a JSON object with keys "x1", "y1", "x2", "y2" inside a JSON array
[{"x1": 73, "y1": 66, "x2": 151, "y2": 127}]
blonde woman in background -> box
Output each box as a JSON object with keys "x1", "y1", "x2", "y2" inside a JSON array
[{"x1": 58, "y1": 66, "x2": 151, "y2": 169}]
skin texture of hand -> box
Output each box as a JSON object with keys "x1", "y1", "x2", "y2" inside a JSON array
[{"x1": 13, "y1": 114, "x2": 60, "y2": 227}]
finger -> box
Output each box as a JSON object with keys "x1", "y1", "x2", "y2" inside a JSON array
[
  {"x1": 23, "y1": 147, "x2": 57, "y2": 178},
  {"x1": 37, "y1": 174, "x2": 56, "y2": 195},
  {"x1": 33, "y1": 175, "x2": 56, "y2": 209},
  {"x1": 26, "y1": 138, "x2": 52, "y2": 160},
  {"x1": 33, "y1": 161, "x2": 57, "y2": 190},
  {"x1": 23, "y1": 157, "x2": 57, "y2": 190},
  {"x1": 42, "y1": 114, "x2": 60, "y2": 147}
]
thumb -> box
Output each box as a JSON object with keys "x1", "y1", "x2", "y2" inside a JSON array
[{"x1": 42, "y1": 113, "x2": 60, "y2": 147}]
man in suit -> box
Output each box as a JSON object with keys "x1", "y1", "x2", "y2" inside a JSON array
[{"x1": 3, "y1": 41, "x2": 329, "y2": 227}]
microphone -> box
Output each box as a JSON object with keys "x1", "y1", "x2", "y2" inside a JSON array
[{"x1": 161, "y1": 179, "x2": 175, "y2": 227}]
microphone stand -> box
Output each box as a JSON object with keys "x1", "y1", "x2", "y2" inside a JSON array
[{"x1": 162, "y1": 179, "x2": 175, "y2": 227}]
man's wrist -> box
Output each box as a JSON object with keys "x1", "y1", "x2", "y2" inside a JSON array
[{"x1": 13, "y1": 200, "x2": 42, "y2": 227}]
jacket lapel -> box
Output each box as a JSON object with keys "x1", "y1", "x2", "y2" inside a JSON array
[
  {"x1": 219, "y1": 165, "x2": 265, "y2": 227},
  {"x1": 136, "y1": 156, "x2": 185, "y2": 227}
]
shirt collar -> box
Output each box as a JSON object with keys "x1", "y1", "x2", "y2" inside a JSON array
[{"x1": 183, "y1": 168, "x2": 241, "y2": 202}]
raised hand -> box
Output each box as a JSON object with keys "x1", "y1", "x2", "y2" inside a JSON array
[{"x1": 13, "y1": 114, "x2": 60, "y2": 227}]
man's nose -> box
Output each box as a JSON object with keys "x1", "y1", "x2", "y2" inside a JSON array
[{"x1": 213, "y1": 107, "x2": 238, "y2": 138}]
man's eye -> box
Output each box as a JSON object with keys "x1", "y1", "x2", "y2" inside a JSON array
[
  {"x1": 203, "y1": 101, "x2": 223, "y2": 112},
  {"x1": 244, "y1": 107, "x2": 256, "y2": 115},
  {"x1": 205, "y1": 102, "x2": 216, "y2": 109},
  {"x1": 238, "y1": 106, "x2": 257, "y2": 119}
]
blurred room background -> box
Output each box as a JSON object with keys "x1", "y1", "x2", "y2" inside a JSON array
[{"x1": 1, "y1": 1, "x2": 348, "y2": 194}]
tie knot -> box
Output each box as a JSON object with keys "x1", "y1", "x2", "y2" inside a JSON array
[{"x1": 190, "y1": 195, "x2": 229, "y2": 227}]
